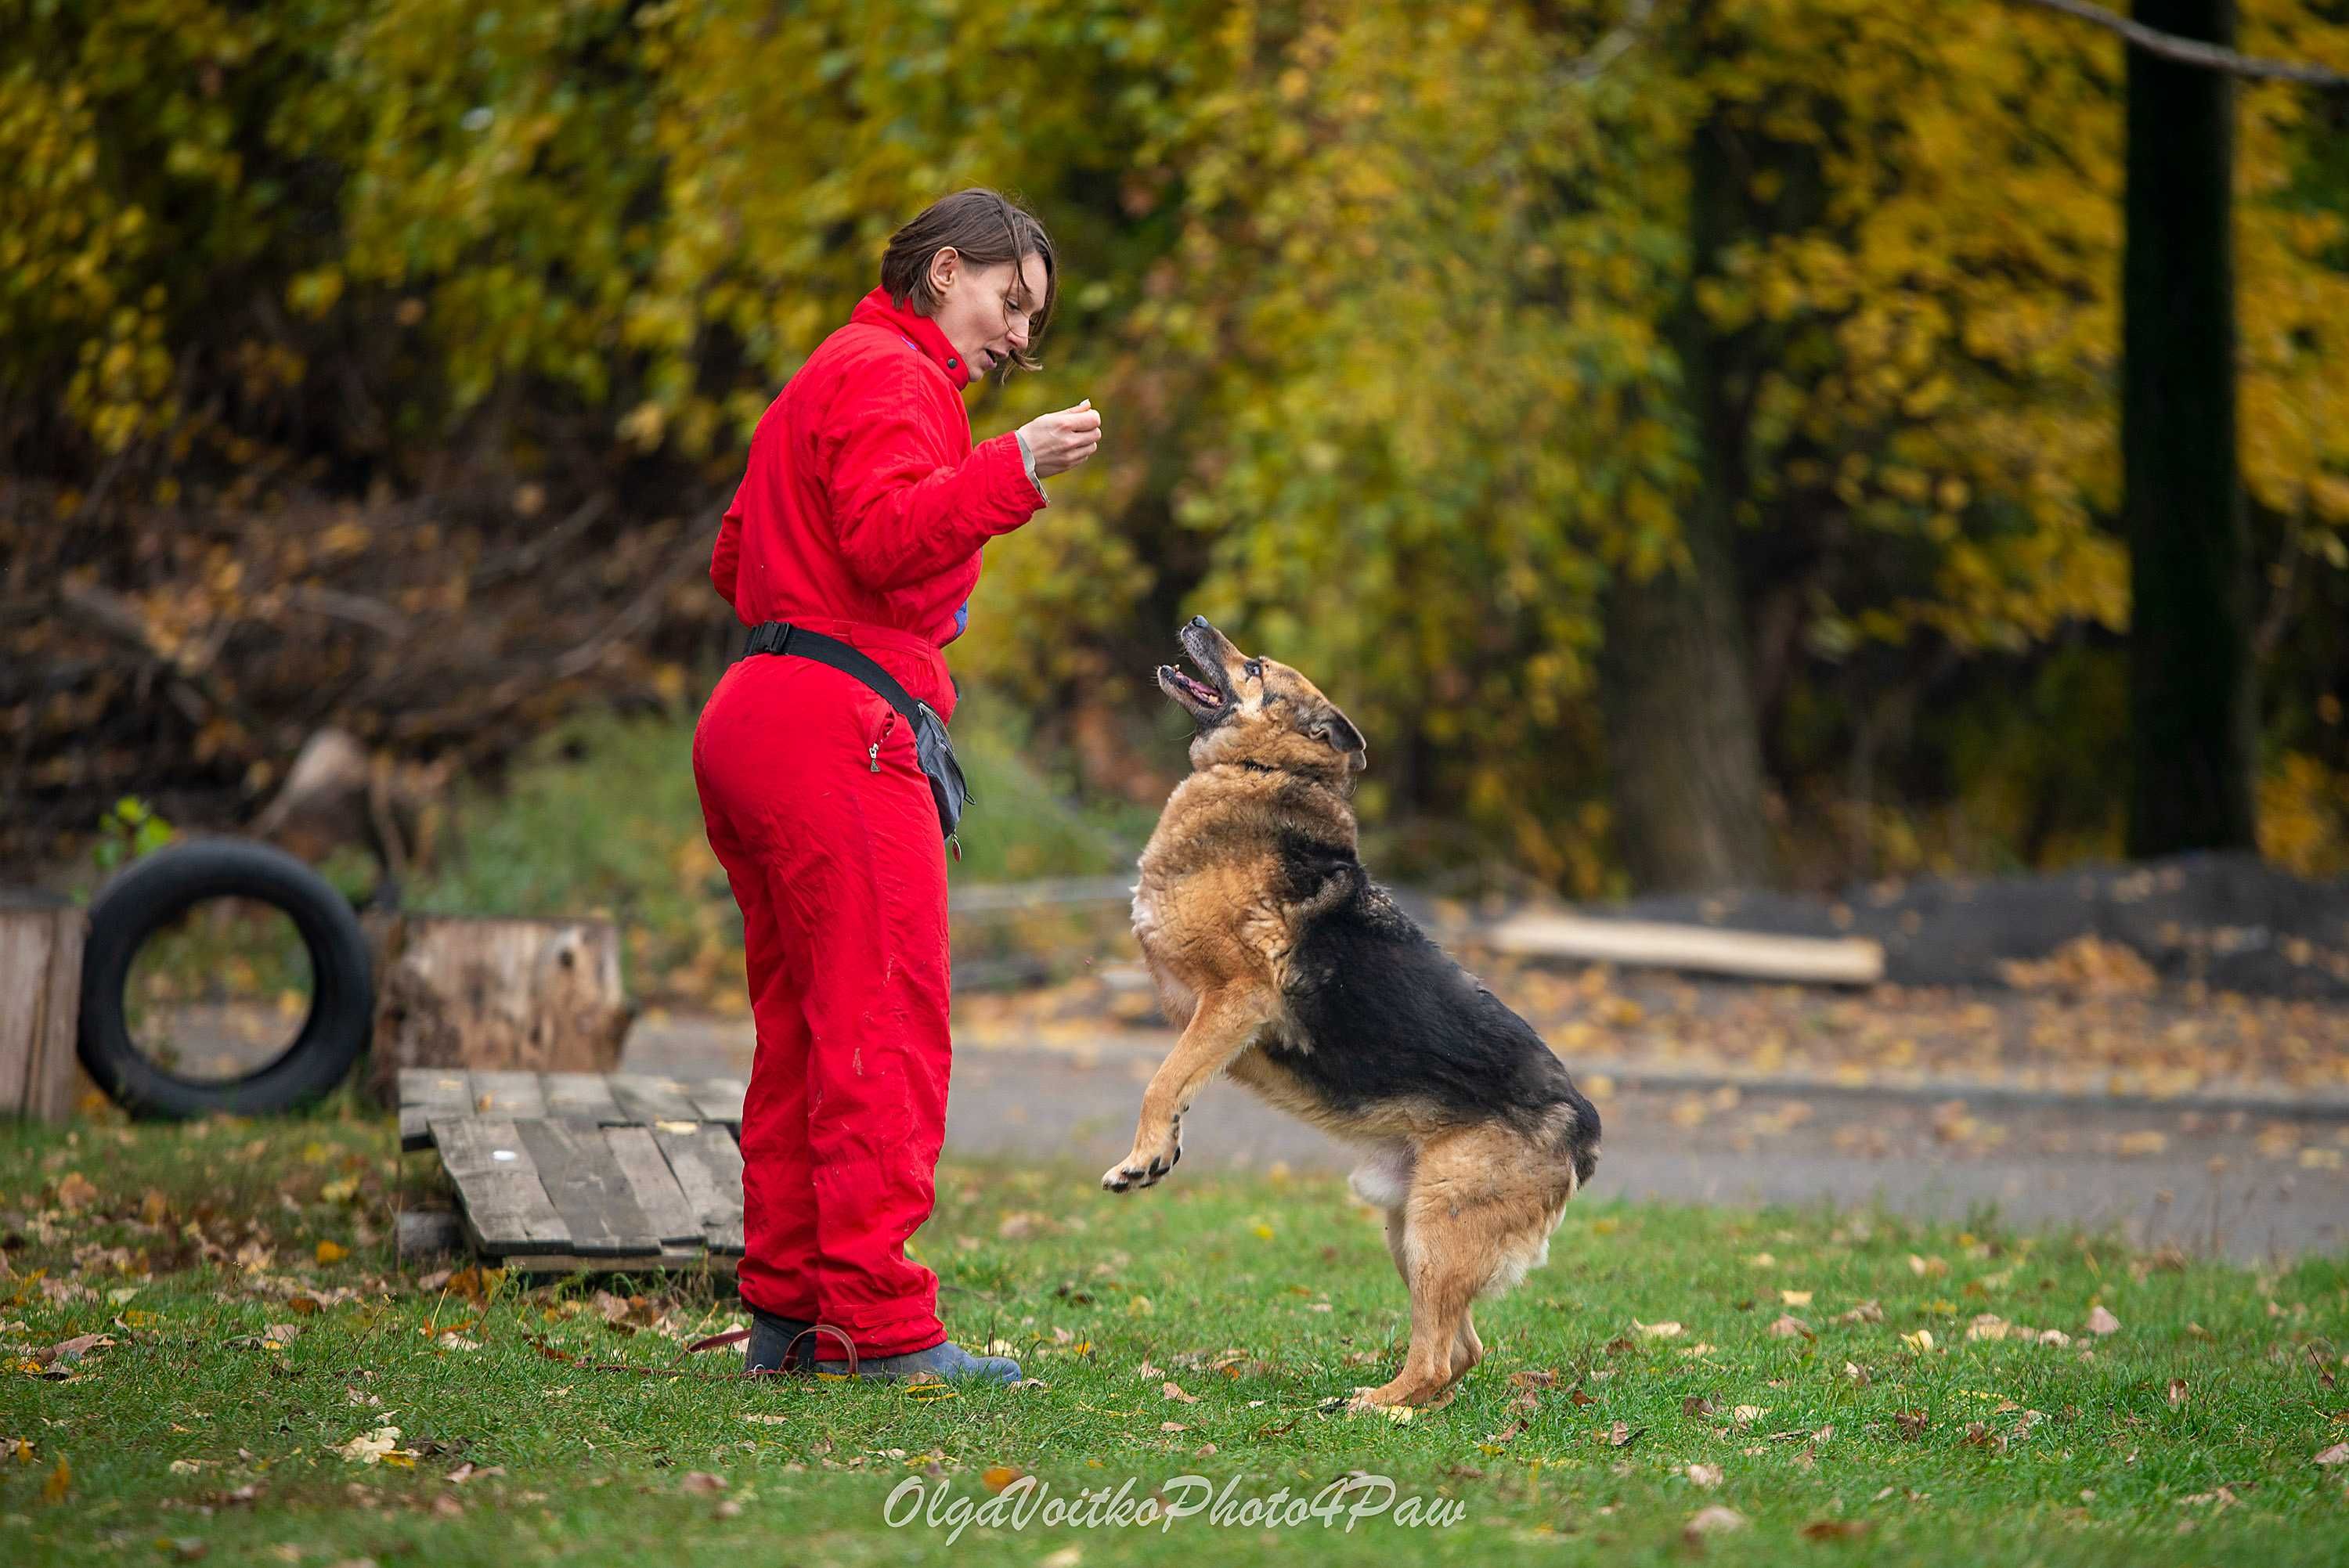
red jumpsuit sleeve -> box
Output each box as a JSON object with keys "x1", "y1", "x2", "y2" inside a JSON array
[
  {"x1": 709, "y1": 491, "x2": 743, "y2": 611},
  {"x1": 822, "y1": 364, "x2": 1045, "y2": 589}
]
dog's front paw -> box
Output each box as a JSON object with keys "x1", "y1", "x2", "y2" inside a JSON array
[{"x1": 1100, "y1": 1118, "x2": 1182, "y2": 1193}]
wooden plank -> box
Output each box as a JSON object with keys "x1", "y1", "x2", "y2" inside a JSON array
[
  {"x1": 398, "y1": 1069, "x2": 474, "y2": 1151},
  {"x1": 516, "y1": 1118, "x2": 659, "y2": 1257},
  {"x1": 1, "y1": 896, "x2": 82, "y2": 1123},
  {"x1": 31, "y1": 905, "x2": 84, "y2": 1123},
  {"x1": 543, "y1": 1072, "x2": 623, "y2": 1123},
  {"x1": 0, "y1": 907, "x2": 52, "y2": 1119},
  {"x1": 1483, "y1": 914, "x2": 1885, "y2": 986},
  {"x1": 496, "y1": 1249, "x2": 733, "y2": 1278},
  {"x1": 687, "y1": 1077, "x2": 748, "y2": 1126},
  {"x1": 608, "y1": 1073, "x2": 700, "y2": 1123},
  {"x1": 467, "y1": 1069, "x2": 547, "y2": 1119},
  {"x1": 430, "y1": 1116, "x2": 570, "y2": 1255},
  {"x1": 603, "y1": 1125, "x2": 705, "y2": 1246},
  {"x1": 651, "y1": 1122, "x2": 746, "y2": 1254},
  {"x1": 395, "y1": 1209, "x2": 465, "y2": 1260}
]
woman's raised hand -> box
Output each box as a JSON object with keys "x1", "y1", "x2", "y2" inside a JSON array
[{"x1": 1018, "y1": 399, "x2": 1102, "y2": 480}]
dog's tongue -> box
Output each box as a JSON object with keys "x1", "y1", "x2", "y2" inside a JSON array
[{"x1": 1164, "y1": 665, "x2": 1216, "y2": 703}]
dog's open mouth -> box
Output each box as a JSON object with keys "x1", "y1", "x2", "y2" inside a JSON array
[
  {"x1": 1156, "y1": 625, "x2": 1233, "y2": 723},
  {"x1": 1159, "y1": 661, "x2": 1221, "y2": 707}
]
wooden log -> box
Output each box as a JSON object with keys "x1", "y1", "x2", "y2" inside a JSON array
[
  {"x1": 0, "y1": 892, "x2": 86, "y2": 1123},
  {"x1": 366, "y1": 915, "x2": 636, "y2": 1104},
  {"x1": 1481, "y1": 912, "x2": 1885, "y2": 986}
]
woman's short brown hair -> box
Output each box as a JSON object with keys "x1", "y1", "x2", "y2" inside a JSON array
[{"x1": 879, "y1": 189, "x2": 1056, "y2": 374}]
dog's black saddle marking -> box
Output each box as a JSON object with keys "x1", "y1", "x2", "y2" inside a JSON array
[{"x1": 1268, "y1": 856, "x2": 1600, "y2": 1170}]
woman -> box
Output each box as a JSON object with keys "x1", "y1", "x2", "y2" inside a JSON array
[{"x1": 694, "y1": 189, "x2": 1100, "y2": 1382}]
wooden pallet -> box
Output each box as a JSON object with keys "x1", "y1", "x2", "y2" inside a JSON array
[
  {"x1": 397, "y1": 1068, "x2": 748, "y2": 1150},
  {"x1": 399, "y1": 1069, "x2": 749, "y2": 1268}
]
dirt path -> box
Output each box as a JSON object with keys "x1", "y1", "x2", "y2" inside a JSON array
[{"x1": 621, "y1": 1015, "x2": 2349, "y2": 1262}]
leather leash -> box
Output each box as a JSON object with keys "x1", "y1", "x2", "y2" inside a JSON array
[{"x1": 532, "y1": 1322, "x2": 861, "y2": 1382}]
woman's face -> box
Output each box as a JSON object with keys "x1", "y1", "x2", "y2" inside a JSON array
[{"x1": 924, "y1": 247, "x2": 1049, "y2": 379}]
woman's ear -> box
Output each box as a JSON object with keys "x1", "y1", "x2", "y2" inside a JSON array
[{"x1": 926, "y1": 246, "x2": 960, "y2": 297}]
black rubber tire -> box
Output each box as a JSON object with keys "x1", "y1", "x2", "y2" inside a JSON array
[{"x1": 78, "y1": 838, "x2": 374, "y2": 1119}]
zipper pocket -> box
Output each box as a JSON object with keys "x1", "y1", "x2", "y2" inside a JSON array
[{"x1": 868, "y1": 710, "x2": 898, "y2": 773}]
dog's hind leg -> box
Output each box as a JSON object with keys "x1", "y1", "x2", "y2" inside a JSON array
[
  {"x1": 1369, "y1": 1180, "x2": 1478, "y2": 1389},
  {"x1": 1352, "y1": 1127, "x2": 1553, "y2": 1409},
  {"x1": 1452, "y1": 1310, "x2": 1485, "y2": 1385},
  {"x1": 1352, "y1": 1222, "x2": 1479, "y2": 1411},
  {"x1": 1380, "y1": 1204, "x2": 1409, "y2": 1278}
]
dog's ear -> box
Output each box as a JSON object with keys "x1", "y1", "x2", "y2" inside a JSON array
[{"x1": 1309, "y1": 705, "x2": 1367, "y2": 772}]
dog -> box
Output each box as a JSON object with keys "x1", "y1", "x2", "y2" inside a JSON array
[{"x1": 1106, "y1": 615, "x2": 1600, "y2": 1409}]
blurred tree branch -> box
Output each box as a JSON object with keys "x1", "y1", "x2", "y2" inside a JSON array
[
  {"x1": 1563, "y1": 0, "x2": 1658, "y2": 83},
  {"x1": 2005, "y1": 0, "x2": 2349, "y2": 88}
]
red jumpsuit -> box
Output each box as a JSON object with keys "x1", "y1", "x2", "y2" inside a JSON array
[{"x1": 694, "y1": 287, "x2": 1045, "y2": 1358}]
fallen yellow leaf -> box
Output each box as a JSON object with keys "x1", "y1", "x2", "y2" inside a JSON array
[{"x1": 1684, "y1": 1505, "x2": 1748, "y2": 1540}]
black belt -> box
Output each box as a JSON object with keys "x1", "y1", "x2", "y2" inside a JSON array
[{"x1": 741, "y1": 621, "x2": 971, "y2": 851}]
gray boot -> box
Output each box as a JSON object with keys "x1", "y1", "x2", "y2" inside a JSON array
[
  {"x1": 745, "y1": 1311, "x2": 1019, "y2": 1384},
  {"x1": 743, "y1": 1307, "x2": 817, "y2": 1373},
  {"x1": 850, "y1": 1338, "x2": 1022, "y2": 1386}
]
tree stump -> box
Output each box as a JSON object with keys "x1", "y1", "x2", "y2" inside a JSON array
[
  {"x1": 1, "y1": 892, "x2": 86, "y2": 1122},
  {"x1": 366, "y1": 916, "x2": 636, "y2": 1105}
]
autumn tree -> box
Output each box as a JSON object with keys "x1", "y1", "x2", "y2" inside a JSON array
[
  {"x1": 2123, "y1": 0, "x2": 2257, "y2": 854},
  {"x1": 1600, "y1": 1, "x2": 1777, "y2": 894},
  {"x1": 6, "y1": 0, "x2": 2348, "y2": 884}
]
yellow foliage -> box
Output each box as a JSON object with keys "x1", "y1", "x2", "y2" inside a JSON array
[
  {"x1": 2259, "y1": 753, "x2": 2349, "y2": 878},
  {"x1": 7, "y1": 0, "x2": 2347, "y2": 881}
]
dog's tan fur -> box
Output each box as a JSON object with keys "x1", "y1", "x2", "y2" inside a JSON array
[{"x1": 1109, "y1": 619, "x2": 1597, "y2": 1409}]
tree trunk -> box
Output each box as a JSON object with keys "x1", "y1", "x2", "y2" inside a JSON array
[
  {"x1": 365, "y1": 915, "x2": 636, "y2": 1105},
  {"x1": 0, "y1": 892, "x2": 86, "y2": 1123},
  {"x1": 2124, "y1": 0, "x2": 2258, "y2": 856},
  {"x1": 1602, "y1": 110, "x2": 1776, "y2": 895}
]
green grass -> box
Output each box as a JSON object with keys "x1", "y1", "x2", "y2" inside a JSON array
[
  {"x1": 405, "y1": 699, "x2": 1149, "y2": 1004},
  {"x1": 5, "y1": 1109, "x2": 2347, "y2": 1566}
]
